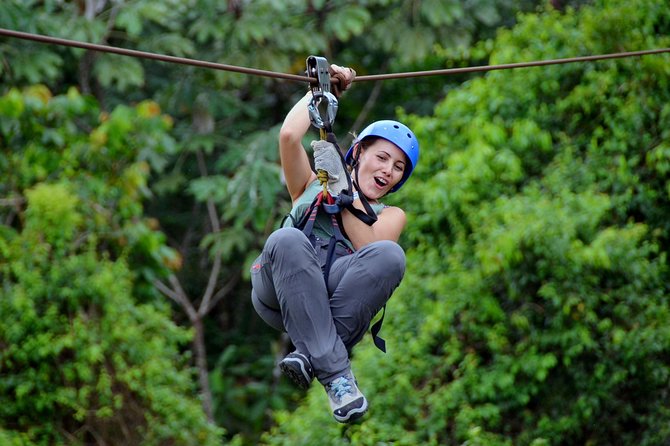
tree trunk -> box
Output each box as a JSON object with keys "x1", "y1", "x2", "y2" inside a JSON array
[{"x1": 192, "y1": 317, "x2": 214, "y2": 422}]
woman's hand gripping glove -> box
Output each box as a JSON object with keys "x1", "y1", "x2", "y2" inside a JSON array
[{"x1": 312, "y1": 140, "x2": 350, "y2": 196}]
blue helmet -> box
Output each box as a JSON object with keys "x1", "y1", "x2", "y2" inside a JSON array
[{"x1": 345, "y1": 120, "x2": 420, "y2": 192}]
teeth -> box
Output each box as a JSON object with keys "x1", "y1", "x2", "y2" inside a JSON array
[{"x1": 375, "y1": 177, "x2": 388, "y2": 186}]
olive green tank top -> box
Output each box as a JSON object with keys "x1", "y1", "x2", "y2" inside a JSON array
[{"x1": 283, "y1": 180, "x2": 386, "y2": 251}]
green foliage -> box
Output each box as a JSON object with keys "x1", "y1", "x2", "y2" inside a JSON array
[
  {"x1": 262, "y1": 0, "x2": 670, "y2": 445},
  {"x1": 209, "y1": 339, "x2": 301, "y2": 442},
  {"x1": 0, "y1": 0, "x2": 194, "y2": 93},
  {"x1": 0, "y1": 87, "x2": 221, "y2": 444},
  {"x1": 0, "y1": 85, "x2": 178, "y2": 294},
  {"x1": 0, "y1": 0, "x2": 544, "y2": 442}
]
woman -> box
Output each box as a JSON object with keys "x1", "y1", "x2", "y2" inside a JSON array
[{"x1": 250, "y1": 65, "x2": 419, "y2": 423}]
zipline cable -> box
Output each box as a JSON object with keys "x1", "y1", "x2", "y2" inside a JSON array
[
  {"x1": 1, "y1": 28, "x2": 670, "y2": 83},
  {"x1": 0, "y1": 28, "x2": 307, "y2": 82},
  {"x1": 356, "y1": 47, "x2": 670, "y2": 81}
]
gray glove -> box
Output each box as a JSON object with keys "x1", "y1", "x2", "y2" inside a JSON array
[{"x1": 311, "y1": 140, "x2": 350, "y2": 195}]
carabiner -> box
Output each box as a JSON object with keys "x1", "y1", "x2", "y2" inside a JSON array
[{"x1": 308, "y1": 90, "x2": 338, "y2": 131}]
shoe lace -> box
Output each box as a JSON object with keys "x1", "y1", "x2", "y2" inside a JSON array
[{"x1": 329, "y1": 376, "x2": 354, "y2": 399}]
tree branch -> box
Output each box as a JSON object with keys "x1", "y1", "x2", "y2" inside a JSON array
[
  {"x1": 198, "y1": 251, "x2": 221, "y2": 317},
  {"x1": 194, "y1": 148, "x2": 225, "y2": 315},
  {"x1": 0, "y1": 196, "x2": 25, "y2": 206},
  {"x1": 204, "y1": 270, "x2": 242, "y2": 315},
  {"x1": 153, "y1": 276, "x2": 197, "y2": 322},
  {"x1": 195, "y1": 149, "x2": 222, "y2": 233}
]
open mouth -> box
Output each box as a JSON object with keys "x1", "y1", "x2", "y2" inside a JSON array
[{"x1": 374, "y1": 177, "x2": 388, "y2": 188}]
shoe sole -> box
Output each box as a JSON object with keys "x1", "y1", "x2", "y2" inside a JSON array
[
  {"x1": 279, "y1": 358, "x2": 312, "y2": 390},
  {"x1": 333, "y1": 397, "x2": 368, "y2": 423}
]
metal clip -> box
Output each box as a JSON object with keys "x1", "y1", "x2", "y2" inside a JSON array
[
  {"x1": 306, "y1": 55, "x2": 338, "y2": 131},
  {"x1": 307, "y1": 90, "x2": 338, "y2": 131}
]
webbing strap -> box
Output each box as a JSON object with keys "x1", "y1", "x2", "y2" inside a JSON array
[
  {"x1": 322, "y1": 193, "x2": 350, "y2": 285},
  {"x1": 370, "y1": 305, "x2": 387, "y2": 353},
  {"x1": 300, "y1": 192, "x2": 322, "y2": 239}
]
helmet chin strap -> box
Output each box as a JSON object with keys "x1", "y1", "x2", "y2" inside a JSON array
[
  {"x1": 342, "y1": 142, "x2": 379, "y2": 223},
  {"x1": 353, "y1": 158, "x2": 364, "y2": 195},
  {"x1": 351, "y1": 143, "x2": 372, "y2": 200}
]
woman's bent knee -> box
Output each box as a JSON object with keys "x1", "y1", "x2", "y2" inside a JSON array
[
  {"x1": 368, "y1": 240, "x2": 406, "y2": 279},
  {"x1": 251, "y1": 289, "x2": 285, "y2": 331},
  {"x1": 266, "y1": 228, "x2": 310, "y2": 256}
]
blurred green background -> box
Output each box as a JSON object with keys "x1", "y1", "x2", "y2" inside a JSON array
[{"x1": 2, "y1": 0, "x2": 670, "y2": 444}]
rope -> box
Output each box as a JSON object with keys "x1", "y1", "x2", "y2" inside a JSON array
[
  {"x1": 316, "y1": 170, "x2": 329, "y2": 196},
  {"x1": 1, "y1": 27, "x2": 670, "y2": 83}
]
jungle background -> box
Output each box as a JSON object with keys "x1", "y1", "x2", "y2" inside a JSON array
[{"x1": 2, "y1": 0, "x2": 670, "y2": 444}]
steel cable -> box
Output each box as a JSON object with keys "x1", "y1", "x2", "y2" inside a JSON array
[{"x1": 1, "y1": 28, "x2": 669, "y2": 83}]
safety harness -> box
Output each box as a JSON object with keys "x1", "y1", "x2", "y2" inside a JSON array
[{"x1": 287, "y1": 56, "x2": 388, "y2": 352}]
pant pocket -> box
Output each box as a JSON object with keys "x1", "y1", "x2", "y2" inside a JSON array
[{"x1": 250, "y1": 254, "x2": 263, "y2": 275}]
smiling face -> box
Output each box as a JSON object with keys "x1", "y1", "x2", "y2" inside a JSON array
[{"x1": 354, "y1": 138, "x2": 407, "y2": 200}]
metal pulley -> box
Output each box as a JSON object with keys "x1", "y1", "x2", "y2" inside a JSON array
[{"x1": 306, "y1": 55, "x2": 338, "y2": 132}]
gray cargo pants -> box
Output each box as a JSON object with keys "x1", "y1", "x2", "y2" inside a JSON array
[{"x1": 250, "y1": 227, "x2": 405, "y2": 385}]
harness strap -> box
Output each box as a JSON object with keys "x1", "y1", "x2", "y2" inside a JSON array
[
  {"x1": 300, "y1": 191, "x2": 322, "y2": 240},
  {"x1": 293, "y1": 191, "x2": 387, "y2": 353},
  {"x1": 370, "y1": 306, "x2": 386, "y2": 353},
  {"x1": 296, "y1": 190, "x2": 351, "y2": 268},
  {"x1": 321, "y1": 192, "x2": 350, "y2": 285},
  {"x1": 322, "y1": 131, "x2": 378, "y2": 226}
]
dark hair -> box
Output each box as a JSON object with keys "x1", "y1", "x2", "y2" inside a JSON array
[{"x1": 349, "y1": 136, "x2": 381, "y2": 169}]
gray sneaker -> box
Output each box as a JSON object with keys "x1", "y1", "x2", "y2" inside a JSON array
[
  {"x1": 325, "y1": 372, "x2": 368, "y2": 423},
  {"x1": 279, "y1": 352, "x2": 314, "y2": 390}
]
